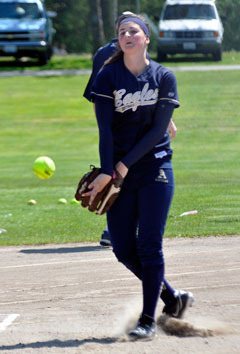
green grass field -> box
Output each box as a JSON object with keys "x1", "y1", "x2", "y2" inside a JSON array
[
  {"x1": 0, "y1": 66, "x2": 239, "y2": 246},
  {"x1": 0, "y1": 50, "x2": 240, "y2": 71}
]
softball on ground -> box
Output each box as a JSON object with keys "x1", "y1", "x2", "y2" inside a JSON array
[
  {"x1": 58, "y1": 198, "x2": 67, "y2": 204},
  {"x1": 27, "y1": 199, "x2": 37, "y2": 205},
  {"x1": 70, "y1": 198, "x2": 80, "y2": 205},
  {"x1": 33, "y1": 156, "x2": 56, "y2": 179}
]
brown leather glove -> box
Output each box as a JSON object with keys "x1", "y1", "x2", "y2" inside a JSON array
[{"x1": 75, "y1": 165, "x2": 123, "y2": 215}]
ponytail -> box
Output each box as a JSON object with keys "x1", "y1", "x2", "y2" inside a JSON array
[{"x1": 104, "y1": 42, "x2": 123, "y2": 65}]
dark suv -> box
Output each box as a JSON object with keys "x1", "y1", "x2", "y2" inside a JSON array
[{"x1": 0, "y1": 0, "x2": 55, "y2": 65}]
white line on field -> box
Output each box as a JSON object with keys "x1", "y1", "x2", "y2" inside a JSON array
[
  {"x1": 0, "y1": 246, "x2": 240, "y2": 270},
  {"x1": 0, "y1": 282, "x2": 239, "y2": 306},
  {"x1": 82, "y1": 268, "x2": 240, "y2": 285},
  {"x1": 85, "y1": 277, "x2": 134, "y2": 284},
  {"x1": 187, "y1": 283, "x2": 240, "y2": 291},
  {"x1": 0, "y1": 257, "x2": 114, "y2": 269},
  {"x1": 0, "y1": 287, "x2": 136, "y2": 306},
  {"x1": 0, "y1": 274, "x2": 238, "y2": 298},
  {"x1": 0, "y1": 314, "x2": 19, "y2": 332},
  {"x1": 167, "y1": 267, "x2": 240, "y2": 277},
  {"x1": 165, "y1": 247, "x2": 240, "y2": 256},
  {"x1": 0, "y1": 243, "x2": 238, "y2": 256},
  {"x1": 0, "y1": 259, "x2": 240, "y2": 276},
  {"x1": 0, "y1": 246, "x2": 239, "y2": 272}
]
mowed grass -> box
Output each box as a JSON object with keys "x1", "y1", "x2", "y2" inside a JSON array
[
  {"x1": 0, "y1": 70, "x2": 239, "y2": 246},
  {"x1": 0, "y1": 50, "x2": 240, "y2": 71}
]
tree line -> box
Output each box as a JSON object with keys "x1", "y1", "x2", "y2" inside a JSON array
[{"x1": 45, "y1": 0, "x2": 240, "y2": 54}]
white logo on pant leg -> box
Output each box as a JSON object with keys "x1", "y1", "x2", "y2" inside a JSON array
[{"x1": 155, "y1": 169, "x2": 168, "y2": 183}]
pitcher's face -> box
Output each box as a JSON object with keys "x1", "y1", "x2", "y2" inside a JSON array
[{"x1": 118, "y1": 22, "x2": 149, "y2": 54}]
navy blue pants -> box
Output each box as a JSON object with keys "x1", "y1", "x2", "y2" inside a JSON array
[{"x1": 107, "y1": 159, "x2": 175, "y2": 319}]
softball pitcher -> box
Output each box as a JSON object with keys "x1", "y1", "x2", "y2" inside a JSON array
[
  {"x1": 86, "y1": 13, "x2": 194, "y2": 340},
  {"x1": 83, "y1": 13, "x2": 177, "y2": 248}
]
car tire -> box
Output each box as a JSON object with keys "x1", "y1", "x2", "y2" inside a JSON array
[
  {"x1": 38, "y1": 52, "x2": 49, "y2": 66},
  {"x1": 157, "y1": 48, "x2": 167, "y2": 62},
  {"x1": 38, "y1": 45, "x2": 53, "y2": 65},
  {"x1": 212, "y1": 48, "x2": 222, "y2": 61}
]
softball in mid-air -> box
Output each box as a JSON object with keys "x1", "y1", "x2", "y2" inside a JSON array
[{"x1": 33, "y1": 156, "x2": 56, "y2": 179}]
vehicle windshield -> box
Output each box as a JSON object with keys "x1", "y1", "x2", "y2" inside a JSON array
[
  {"x1": 163, "y1": 4, "x2": 216, "y2": 20},
  {"x1": 0, "y1": 2, "x2": 43, "y2": 19}
]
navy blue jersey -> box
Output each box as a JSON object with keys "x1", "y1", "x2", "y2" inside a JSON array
[
  {"x1": 91, "y1": 58, "x2": 179, "y2": 175},
  {"x1": 83, "y1": 39, "x2": 118, "y2": 101}
]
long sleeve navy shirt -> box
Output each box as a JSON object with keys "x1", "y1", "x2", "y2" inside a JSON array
[{"x1": 91, "y1": 58, "x2": 179, "y2": 176}]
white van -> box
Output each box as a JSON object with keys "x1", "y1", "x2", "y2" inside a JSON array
[{"x1": 157, "y1": 0, "x2": 224, "y2": 61}]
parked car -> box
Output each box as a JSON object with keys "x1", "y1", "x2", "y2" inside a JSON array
[
  {"x1": 157, "y1": 0, "x2": 224, "y2": 61},
  {"x1": 0, "y1": 0, "x2": 56, "y2": 65}
]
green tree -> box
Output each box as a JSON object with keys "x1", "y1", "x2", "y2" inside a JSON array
[
  {"x1": 45, "y1": 0, "x2": 92, "y2": 53},
  {"x1": 217, "y1": 0, "x2": 240, "y2": 50},
  {"x1": 89, "y1": 0, "x2": 106, "y2": 53},
  {"x1": 45, "y1": 0, "x2": 239, "y2": 54},
  {"x1": 101, "y1": 0, "x2": 115, "y2": 40}
]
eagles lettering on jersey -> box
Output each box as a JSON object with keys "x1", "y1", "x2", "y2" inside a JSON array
[
  {"x1": 114, "y1": 83, "x2": 158, "y2": 113},
  {"x1": 91, "y1": 58, "x2": 180, "y2": 173},
  {"x1": 91, "y1": 59, "x2": 179, "y2": 112}
]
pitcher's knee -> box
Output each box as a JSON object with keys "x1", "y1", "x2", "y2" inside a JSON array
[
  {"x1": 113, "y1": 248, "x2": 137, "y2": 268},
  {"x1": 138, "y1": 247, "x2": 164, "y2": 267},
  {"x1": 113, "y1": 247, "x2": 130, "y2": 263}
]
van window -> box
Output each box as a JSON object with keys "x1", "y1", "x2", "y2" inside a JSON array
[
  {"x1": 0, "y1": 2, "x2": 42, "y2": 19},
  {"x1": 163, "y1": 4, "x2": 216, "y2": 20}
]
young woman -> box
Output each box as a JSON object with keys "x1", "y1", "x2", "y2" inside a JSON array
[{"x1": 85, "y1": 14, "x2": 194, "y2": 340}]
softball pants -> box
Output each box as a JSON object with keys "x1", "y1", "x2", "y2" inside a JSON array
[{"x1": 107, "y1": 159, "x2": 175, "y2": 319}]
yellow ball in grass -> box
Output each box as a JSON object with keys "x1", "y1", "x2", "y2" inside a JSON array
[
  {"x1": 58, "y1": 198, "x2": 67, "y2": 204},
  {"x1": 27, "y1": 199, "x2": 37, "y2": 205},
  {"x1": 33, "y1": 156, "x2": 55, "y2": 179},
  {"x1": 70, "y1": 198, "x2": 80, "y2": 205}
]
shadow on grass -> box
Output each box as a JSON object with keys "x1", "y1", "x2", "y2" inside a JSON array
[
  {"x1": 20, "y1": 245, "x2": 109, "y2": 254},
  {"x1": 0, "y1": 337, "x2": 119, "y2": 351}
]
